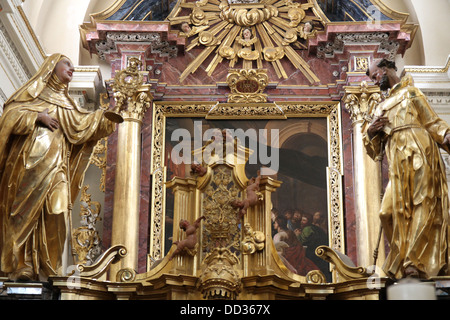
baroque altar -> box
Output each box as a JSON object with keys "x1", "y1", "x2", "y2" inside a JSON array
[{"x1": 12, "y1": 0, "x2": 450, "y2": 300}]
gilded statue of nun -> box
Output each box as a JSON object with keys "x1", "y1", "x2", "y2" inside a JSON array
[{"x1": 0, "y1": 53, "x2": 116, "y2": 281}]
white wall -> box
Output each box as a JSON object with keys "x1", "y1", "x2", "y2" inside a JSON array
[
  {"x1": 22, "y1": 0, "x2": 115, "y2": 65},
  {"x1": 383, "y1": 0, "x2": 450, "y2": 66}
]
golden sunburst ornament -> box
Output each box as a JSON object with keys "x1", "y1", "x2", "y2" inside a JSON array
[{"x1": 170, "y1": 0, "x2": 322, "y2": 83}]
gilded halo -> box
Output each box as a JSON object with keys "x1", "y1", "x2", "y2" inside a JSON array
[{"x1": 170, "y1": 0, "x2": 323, "y2": 83}]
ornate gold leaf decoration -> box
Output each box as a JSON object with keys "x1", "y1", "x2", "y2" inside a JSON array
[
  {"x1": 171, "y1": 0, "x2": 322, "y2": 83},
  {"x1": 90, "y1": 137, "x2": 108, "y2": 192},
  {"x1": 198, "y1": 247, "x2": 241, "y2": 300},
  {"x1": 226, "y1": 68, "x2": 268, "y2": 103},
  {"x1": 72, "y1": 186, "x2": 102, "y2": 265},
  {"x1": 202, "y1": 166, "x2": 242, "y2": 254},
  {"x1": 241, "y1": 223, "x2": 265, "y2": 254}
]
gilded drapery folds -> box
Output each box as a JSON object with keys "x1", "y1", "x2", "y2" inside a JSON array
[
  {"x1": 362, "y1": 74, "x2": 450, "y2": 279},
  {"x1": 0, "y1": 54, "x2": 115, "y2": 281}
]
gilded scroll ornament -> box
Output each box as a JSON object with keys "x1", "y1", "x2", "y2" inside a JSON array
[
  {"x1": 199, "y1": 30, "x2": 221, "y2": 46},
  {"x1": 219, "y1": 0, "x2": 278, "y2": 26},
  {"x1": 116, "y1": 267, "x2": 136, "y2": 282},
  {"x1": 288, "y1": 6, "x2": 306, "y2": 27},
  {"x1": 219, "y1": 45, "x2": 237, "y2": 60},
  {"x1": 262, "y1": 46, "x2": 285, "y2": 62},
  {"x1": 241, "y1": 223, "x2": 265, "y2": 254},
  {"x1": 190, "y1": 7, "x2": 209, "y2": 26},
  {"x1": 90, "y1": 137, "x2": 108, "y2": 192},
  {"x1": 283, "y1": 28, "x2": 298, "y2": 45}
]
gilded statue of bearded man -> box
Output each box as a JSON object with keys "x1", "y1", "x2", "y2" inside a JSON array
[
  {"x1": 365, "y1": 59, "x2": 450, "y2": 279},
  {"x1": 0, "y1": 54, "x2": 116, "y2": 281}
]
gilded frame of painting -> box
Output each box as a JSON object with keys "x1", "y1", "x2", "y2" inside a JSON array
[{"x1": 148, "y1": 101, "x2": 345, "y2": 268}]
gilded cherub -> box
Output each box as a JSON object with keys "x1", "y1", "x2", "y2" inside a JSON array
[
  {"x1": 231, "y1": 170, "x2": 262, "y2": 218},
  {"x1": 168, "y1": 216, "x2": 206, "y2": 260},
  {"x1": 179, "y1": 21, "x2": 208, "y2": 38},
  {"x1": 237, "y1": 28, "x2": 260, "y2": 61},
  {"x1": 298, "y1": 22, "x2": 316, "y2": 40}
]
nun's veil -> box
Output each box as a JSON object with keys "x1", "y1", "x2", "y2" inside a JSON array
[{"x1": 3, "y1": 53, "x2": 69, "y2": 108}]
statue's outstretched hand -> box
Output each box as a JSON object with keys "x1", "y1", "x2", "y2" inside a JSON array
[
  {"x1": 37, "y1": 108, "x2": 59, "y2": 132},
  {"x1": 442, "y1": 133, "x2": 450, "y2": 152}
]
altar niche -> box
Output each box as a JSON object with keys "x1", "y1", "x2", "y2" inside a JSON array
[{"x1": 149, "y1": 101, "x2": 344, "y2": 283}]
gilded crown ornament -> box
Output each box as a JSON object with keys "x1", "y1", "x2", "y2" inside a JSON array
[{"x1": 198, "y1": 247, "x2": 241, "y2": 300}]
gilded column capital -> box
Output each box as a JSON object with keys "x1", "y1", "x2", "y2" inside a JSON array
[
  {"x1": 343, "y1": 81, "x2": 381, "y2": 125},
  {"x1": 121, "y1": 86, "x2": 152, "y2": 122},
  {"x1": 108, "y1": 57, "x2": 153, "y2": 123}
]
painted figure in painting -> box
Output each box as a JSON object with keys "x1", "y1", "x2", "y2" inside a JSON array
[
  {"x1": 0, "y1": 53, "x2": 116, "y2": 281},
  {"x1": 273, "y1": 215, "x2": 318, "y2": 276},
  {"x1": 365, "y1": 59, "x2": 450, "y2": 279},
  {"x1": 168, "y1": 216, "x2": 206, "y2": 260}
]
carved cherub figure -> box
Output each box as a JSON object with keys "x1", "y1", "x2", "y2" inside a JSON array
[
  {"x1": 191, "y1": 163, "x2": 208, "y2": 177},
  {"x1": 179, "y1": 21, "x2": 208, "y2": 38},
  {"x1": 298, "y1": 21, "x2": 316, "y2": 39},
  {"x1": 231, "y1": 170, "x2": 262, "y2": 218},
  {"x1": 168, "y1": 216, "x2": 206, "y2": 260}
]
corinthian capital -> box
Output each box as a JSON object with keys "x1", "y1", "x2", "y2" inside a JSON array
[
  {"x1": 121, "y1": 87, "x2": 152, "y2": 122},
  {"x1": 343, "y1": 81, "x2": 381, "y2": 124},
  {"x1": 111, "y1": 58, "x2": 153, "y2": 122}
]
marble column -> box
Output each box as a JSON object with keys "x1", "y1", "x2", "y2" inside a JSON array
[{"x1": 343, "y1": 81, "x2": 385, "y2": 270}]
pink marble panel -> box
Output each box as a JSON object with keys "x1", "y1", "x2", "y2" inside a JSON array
[
  {"x1": 96, "y1": 22, "x2": 170, "y2": 34},
  {"x1": 138, "y1": 108, "x2": 153, "y2": 273},
  {"x1": 341, "y1": 107, "x2": 357, "y2": 264}
]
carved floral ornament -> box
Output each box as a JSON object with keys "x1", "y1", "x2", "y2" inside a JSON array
[{"x1": 172, "y1": 0, "x2": 322, "y2": 83}]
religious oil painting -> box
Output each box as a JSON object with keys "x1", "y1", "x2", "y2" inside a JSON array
[{"x1": 161, "y1": 116, "x2": 333, "y2": 281}]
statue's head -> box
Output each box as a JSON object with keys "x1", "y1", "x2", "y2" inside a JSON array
[
  {"x1": 54, "y1": 57, "x2": 74, "y2": 86},
  {"x1": 366, "y1": 58, "x2": 398, "y2": 91}
]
